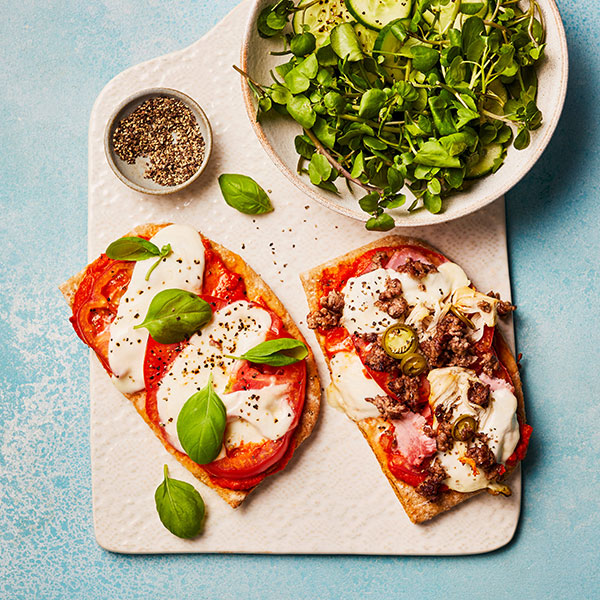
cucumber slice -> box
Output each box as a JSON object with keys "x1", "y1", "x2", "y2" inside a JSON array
[
  {"x1": 292, "y1": 0, "x2": 377, "y2": 52},
  {"x1": 423, "y1": 0, "x2": 460, "y2": 33},
  {"x1": 373, "y1": 19, "x2": 409, "y2": 75},
  {"x1": 346, "y1": 0, "x2": 413, "y2": 31},
  {"x1": 465, "y1": 142, "x2": 506, "y2": 179},
  {"x1": 292, "y1": 0, "x2": 352, "y2": 47}
]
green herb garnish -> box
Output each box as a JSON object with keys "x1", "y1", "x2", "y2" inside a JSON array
[
  {"x1": 134, "y1": 288, "x2": 213, "y2": 344},
  {"x1": 105, "y1": 236, "x2": 172, "y2": 281},
  {"x1": 226, "y1": 338, "x2": 308, "y2": 366},
  {"x1": 155, "y1": 465, "x2": 205, "y2": 539},
  {"x1": 176, "y1": 374, "x2": 227, "y2": 465},
  {"x1": 218, "y1": 174, "x2": 274, "y2": 214}
]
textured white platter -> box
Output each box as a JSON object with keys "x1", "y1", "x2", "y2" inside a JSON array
[{"x1": 87, "y1": 0, "x2": 520, "y2": 555}]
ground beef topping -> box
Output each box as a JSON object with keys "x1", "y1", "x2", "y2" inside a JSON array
[
  {"x1": 420, "y1": 313, "x2": 476, "y2": 369},
  {"x1": 396, "y1": 258, "x2": 438, "y2": 279},
  {"x1": 370, "y1": 251, "x2": 389, "y2": 270},
  {"x1": 375, "y1": 277, "x2": 409, "y2": 319},
  {"x1": 480, "y1": 350, "x2": 499, "y2": 377},
  {"x1": 467, "y1": 380, "x2": 491, "y2": 408},
  {"x1": 388, "y1": 375, "x2": 421, "y2": 412},
  {"x1": 435, "y1": 420, "x2": 454, "y2": 452},
  {"x1": 363, "y1": 340, "x2": 397, "y2": 372},
  {"x1": 465, "y1": 441, "x2": 496, "y2": 471},
  {"x1": 365, "y1": 394, "x2": 407, "y2": 420},
  {"x1": 486, "y1": 290, "x2": 516, "y2": 317},
  {"x1": 307, "y1": 290, "x2": 344, "y2": 330},
  {"x1": 415, "y1": 459, "x2": 448, "y2": 501}
]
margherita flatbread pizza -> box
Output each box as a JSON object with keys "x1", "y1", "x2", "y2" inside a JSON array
[
  {"x1": 301, "y1": 236, "x2": 531, "y2": 524},
  {"x1": 61, "y1": 223, "x2": 320, "y2": 508}
]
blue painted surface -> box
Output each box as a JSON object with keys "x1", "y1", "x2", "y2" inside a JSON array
[{"x1": 0, "y1": 1, "x2": 598, "y2": 598}]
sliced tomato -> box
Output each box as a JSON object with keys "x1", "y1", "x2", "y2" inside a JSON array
[
  {"x1": 70, "y1": 255, "x2": 134, "y2": 372},
  {"x1": 380, "y1": 428, "x2": 428, "y2": 487},
  {"x1": 201, "y1": 239, "x2": 247, "y2": 303}
]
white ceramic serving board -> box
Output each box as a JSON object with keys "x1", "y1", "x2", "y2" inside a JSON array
[{"x1": 88, "y1": 0, "x2": 520, "y2": 555}]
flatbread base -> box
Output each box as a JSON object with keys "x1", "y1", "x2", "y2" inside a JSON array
[
  {"x1": 300, "y1": 234, "x2": 525, "y2": 524},
  {"x1": 61, "y1": 223, "x2": 321, "y2": 508}
]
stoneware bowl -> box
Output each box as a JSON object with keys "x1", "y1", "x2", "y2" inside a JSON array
[
  {"x1": 104, "y1": 87, "x2": 213, "y2": 195},
  {"x1": 240, "y1": 0, "x2": 568, "y2": 227}
]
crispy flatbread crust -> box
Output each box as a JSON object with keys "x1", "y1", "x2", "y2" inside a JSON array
[
  {"x1": 300, "y1": 235, "x2": 525, "y2": 524},
  {"x1": 60, "y1": 223, "x2": 321, "y2": 508}
]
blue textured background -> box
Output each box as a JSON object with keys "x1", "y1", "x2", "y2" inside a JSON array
[{"x1": 1, "y1": 1, "x2": 598, "y2": 598}]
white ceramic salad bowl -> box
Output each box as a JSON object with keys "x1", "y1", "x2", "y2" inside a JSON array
[{"x1": 240, "y1": 0, "x2": 568, "y2": 227}]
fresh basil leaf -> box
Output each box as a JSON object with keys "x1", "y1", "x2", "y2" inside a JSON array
[
  {"x1": 366, "y1": 213, "x2": 395, "y2": 231},
  {"x1": 226, "y1": 338, "x2": 308, "y2": 366},
  {"x1": 330, "y1": 23, "x2": 363, "y2": 62},
  {"x1": 177, "y1": 374, "x2": 227, "y2": 464},
  {"x1": 154, "y1": 465, "x2": 205, "y2": 539},
  {"x1": 135, "y1": 288, "x2": 213, "y2": 344},
  {"x1": 105, "y1": 236, "x2": 160, "y2": 261},
  {"x1": 218, "y1": 174, "x2": 273, "y2": 215},
  {"x1": 144, "y1": 243, "x2": 173, "y2": 282}
]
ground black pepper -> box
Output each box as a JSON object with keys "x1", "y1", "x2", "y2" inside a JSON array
[{"x1": 112, "y1": 96, "x2": 205, "y2": 187}]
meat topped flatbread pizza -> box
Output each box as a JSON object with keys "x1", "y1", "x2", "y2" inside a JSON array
[
  {"x1": 61, "y1": 223, "x2": 320, "y2": 508},
  {"x1": 301, "y1": 235, "x2": 531, "y2": 523}
]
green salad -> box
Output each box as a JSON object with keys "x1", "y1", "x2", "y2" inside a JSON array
[{"x1": 243, "y1": 0, "x2": 546, "y2": 229}]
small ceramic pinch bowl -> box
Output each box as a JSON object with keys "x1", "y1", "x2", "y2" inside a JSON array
[
  {"x1": 240, "y1": 0, "x2": 568, "y2": 227},
  {"x1": 104, "y1": 87, "x2": 213, "y2": 195}
]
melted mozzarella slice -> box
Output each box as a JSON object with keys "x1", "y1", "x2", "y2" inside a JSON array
[
  {"x1": 108, "y1": 224, "x2": 205, "y2": 394},
  {"x1": 340, "y1": 263, "x2": 470, "y2": 336},
  {"x1": 156, "y1": 301, "x2": 293, "y2": 453},
  {"x1": 327, "y1": 351, "x2": 382, "y2": 421},
  {"x1": 428, "y1": 367, "x2": 519, "y2": 493},
  {"x1": 451, "y1": 286, "x2": 499, "y2": 342}
]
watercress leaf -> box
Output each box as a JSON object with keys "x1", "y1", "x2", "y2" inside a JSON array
[
  {"x1": 359, "y1": 192, "x2": 380, "y2": 214},
  {"x1": 366, "y1": 213, "x2": 395, "y2": 231},
  {"x1": 275, "y1": 61, "x2": 294, "y2": 79},
  {"x1": 363, "y1": 136, "x2": 387, "y2": 151},
  {"x1": 428, "y1": 96, "x2": 456, "y2": 135},
  {"x1": 258, "y1": 96, "x2": 272, "y2": 113},
  {"x1": 257, "y1": 7, "x2": 279, "y2": 38},
  {"x1": 338, "y1": 123, "x2": 374, "y2": 145},
  {"x1": 413, "y1": 140, "x2": 462, "y2": 168},
  {"x1": 218, "y1": 174, "x2": 274, "y2": 215},
  {"x1": 294, "y1": 134, "x2": 315, "y2": 160},
  {"x1": 350, "y1": 151, "x2": 365, "y2": 178},
  {"x1": 330, "y1": 23, "x2": 363, "y2": 62},
  {"x1": 177, "y1": 375, "x2": 227, "y2": 465},
  {"x1": 308, "y1": 153, "x2": 332, "y2": 185},
  {"x1": 312, "y1": 116, "x2": 337, "y2": 149},
  {"x1": 296, "y1": 53, "x2": 319, "y2": 79},
  {"x1": 287, "y1": 94, "x2": 316, "y2": 128},
  {"x1": 461, "y1": 17, "x2": 485, "y2": 54},
  {"x1": 358, "y1": 88, "x2": 387, "y2": 119},
  {"x1": 135, "y1": 289, "x2": 213, "y2": 344},
  {"x1": 323, "y1": 91, "x2": 346, "y2": 115},
  {"x1": 424, "y1": 192, "x2": 443, "y2": 214},
  {"x1": 387, "y1": 166, "x2": 405, "y2": 193},
  {"x1": 155, "y1": 465, "x2": 205, "y2": 539},
  {"x1": 411, "y1": 46, "x2": 439, "y2": 72},
  {"x1": 226, "y1": 338, "x2": 308, "y2": 366},
  {"x1": 514, "y1": 127, "x2": 531, "y2": 150},
  {"x1": 284, "y1": 68, "x2": 310, "y2": 94},
  {"x1": 266, "y1": 10, "x2": 287, "y2": 32},
  {"x1": 316, "y1": 43, "x2": 338, "y2": 66},
  {"x1": 427, "y1": 178, "x2": 442, "y2": 195},
  {"x1": 496, "y1": 125, "x2": 513, "y2": 144},
  {"x1": 105, "y1": 236, "x2": 160, "y2": 261},
  {"x1": 316, "y1": 180, "x2": 339, "y2": 193},
  {"x1": 385, "y1": 194, "x2": 406, "y2": 209},
  {"x1": 460, "y1": 1, "x2": 485, "y2": 15},
  {"x1": 291, "y1": 32, "x2": 316, "y2": 56},
  {"x1": 269, "y1": 83, "x2": 292, "y2": 105}
]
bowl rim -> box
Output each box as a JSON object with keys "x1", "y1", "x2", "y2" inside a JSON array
[
  {"x1": 239, "y1": 0, "x2": 569, "y2": 227},
  {"x1": 103, "y1": 87, "x2": 213, "y2": 196}
]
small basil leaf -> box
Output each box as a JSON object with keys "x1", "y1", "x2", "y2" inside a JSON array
[
  {"x1": 105, "y1": 236, "x2": 160, "y2": 261},
  {"x1": 154, "y1": 465, "x2": 205, "y2": 539},
  {"x1": 145, "y1": 243, "x2": 173, "y2": 282},
  {"x1": 177, "y1": 374, "x2": 227, "y2": 464},
  {"x1": 218, "y1": 174, "x2": 274, "y2": 215},
  {"x1": 226, "y1": 338, "x2": 308, "y2": 366},
  {"x1": 135, "y1": 289, "x2": 213, "y2": 344}
]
